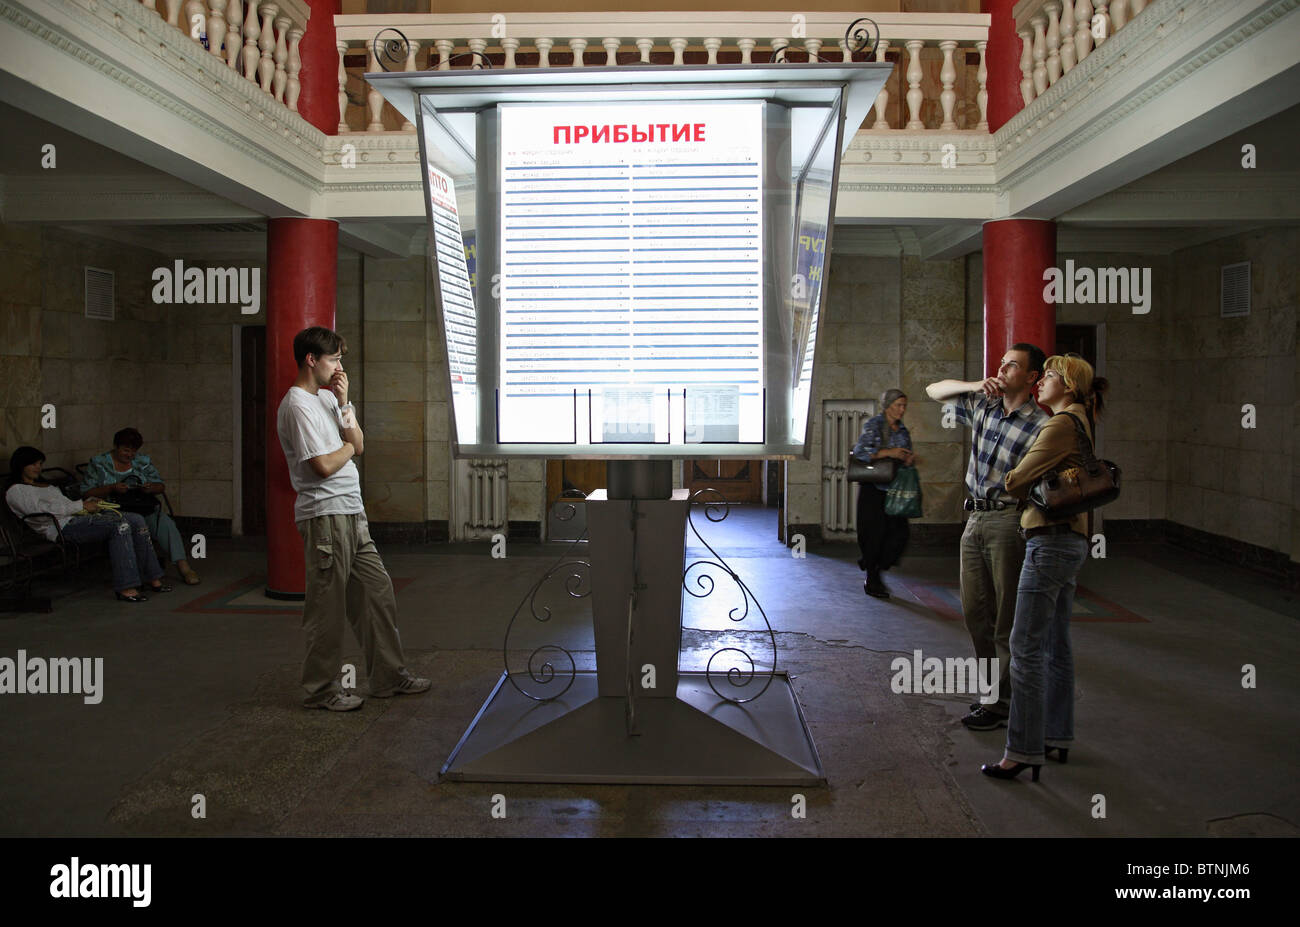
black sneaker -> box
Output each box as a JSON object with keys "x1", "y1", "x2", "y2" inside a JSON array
[{"x1": 961, "y1": 707, "x2": 1007, "y2": 730}]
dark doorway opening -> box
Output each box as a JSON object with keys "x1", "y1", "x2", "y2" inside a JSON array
[{"x1": 241, "y1": 325, "x2": 267, "y2": 535}]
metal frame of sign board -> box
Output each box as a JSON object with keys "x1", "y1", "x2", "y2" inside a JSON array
[{"x1": 401, "y1": 64, "x2": 890, "y2": 461}]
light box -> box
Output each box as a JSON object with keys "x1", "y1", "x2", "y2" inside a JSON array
[{"x1": 370, "y1": 63, "x2": 892, "y2": 459}]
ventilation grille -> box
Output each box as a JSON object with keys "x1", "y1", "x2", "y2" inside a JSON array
[
  {"x1": 84, "y1": 267, "x2": 115, "y2": 320},
  {"x1": 1220, "y1": 262, "x2": 1250, "y2": 318}
]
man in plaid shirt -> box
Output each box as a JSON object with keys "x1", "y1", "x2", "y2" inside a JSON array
[{"x1": 927, "y1": 343, "x2": 1048, "y2": 729}]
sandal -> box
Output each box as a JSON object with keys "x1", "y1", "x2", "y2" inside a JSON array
[
  {"x1": 115, "y1": 591, "x2": 149, "y2": 603},
  {"x1": 149, "y1": 581, "x2": 174, "y2": 593},
  {"x1": 180, "y1": 568, "x2": 201, "y2": 585}
]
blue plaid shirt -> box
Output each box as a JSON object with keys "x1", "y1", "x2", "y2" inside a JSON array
[{"x1": 952, "y1": 393, "x2": 1047, "y2": 503}]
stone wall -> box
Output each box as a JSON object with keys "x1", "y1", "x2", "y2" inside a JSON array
[
  {"x1": 353, "y1": 254, "x2": 428, "y2": 525},
  {"x1": 1, "y1": 224, "x2": 260, "y2": 523},
  {"x1": 4, "y1": 221, "x2": 1296, "y2": 562},
  {"x1": 786, "y1": 247, "x2": 968, "y2": 537},
  {"x1": 1165, "y1": 228, "x2": 1297, "y2": 557},
  {"x1": 1058, "y1": 249, "x2": 1171, "y2": 526}
]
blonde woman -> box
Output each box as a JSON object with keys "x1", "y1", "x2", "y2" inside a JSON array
[{"x1": 981, "y1": 354, "x2": 1109, "y2": 782}]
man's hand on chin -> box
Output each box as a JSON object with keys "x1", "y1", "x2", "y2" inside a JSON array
[{"x1": 330, "y1": 370, "x2": 349, "y2": 406}]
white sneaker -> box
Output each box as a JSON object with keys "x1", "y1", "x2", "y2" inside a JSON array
[
  {"x1": 306, "y1": 692, "x2": 364, "y2": 712},
  {"x1": 371, "y1": 673, "x2": 431, "y2": 697}
]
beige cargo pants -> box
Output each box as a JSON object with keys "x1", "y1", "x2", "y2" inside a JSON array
[{"x1": 298, "y1": 511, "x2": 407, "y2": 705}]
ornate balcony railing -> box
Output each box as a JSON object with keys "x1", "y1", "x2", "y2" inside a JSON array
[
  {"x1": 332, "y1": 12, "x2": 992, "y2": 136},
  {"x1": 1012, "y1": 0, "x2": 1150, "y2": 103},
  {"x1": 132, "y1": 0, "x2": 312, "y2": 113}
]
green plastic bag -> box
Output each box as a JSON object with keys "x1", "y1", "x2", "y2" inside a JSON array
[{"x1": 884, "y1": 465, "x2": 923, "y2": 518}]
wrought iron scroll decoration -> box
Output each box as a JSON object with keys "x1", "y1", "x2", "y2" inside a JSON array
[
  {"x1": 501, "y1": 531, "x2": 591, "y2": 701},
  {"x1": 371, "y1": 28, "x2": 409, "y2": 71},
  {"x1": 553, "y1": 488, "x2": 588, "y2": 524},
  {"x1": 682, "y1": 489, "x2": 778, "y2": 704},
  {"x1": 843, "y1": 17, "x2": 882, "y2": 61},
  {"x1": 371, "y1": 29, "x2": 494, "y2": 71}
]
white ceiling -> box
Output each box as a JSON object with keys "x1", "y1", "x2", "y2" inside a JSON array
[{"x1": 2, "y1": 98, "x2": 1296, "y2": 260}]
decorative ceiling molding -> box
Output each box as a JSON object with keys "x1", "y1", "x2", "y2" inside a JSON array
[
  {"x1": 1, "y1": 0, "x2": 326, "y2": 209},
  {"x1": 993, "y1": 0, "x2": 1300, "y2": 211},
  {"x1": 3, "y1": 0, "x2": 1297, "y2": 252}
]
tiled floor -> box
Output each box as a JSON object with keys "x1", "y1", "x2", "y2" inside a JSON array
[{"x1": 1, "y1": 504, "x2": 1296, "y2": 837}]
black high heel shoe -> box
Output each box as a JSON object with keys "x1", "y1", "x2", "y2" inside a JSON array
[
  {"x1": 1044, "y1": 745, "x2": 1070, "y2": 763},
  {"x1": 981, "y1": 761, "x2": 1041, "y2": 782}
]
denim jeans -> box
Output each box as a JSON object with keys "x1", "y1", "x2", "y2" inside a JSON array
[
  {"x1": 61, "y1": 512, "x2": 164, "y2": 593},
  {"x1": 1004, "y1": 531, "x2": 1088, "y2": 764}
]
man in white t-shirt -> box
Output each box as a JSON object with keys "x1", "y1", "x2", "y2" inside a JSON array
[{"x1": 275, "y1": 326, "x2": 431, "y2": 711}]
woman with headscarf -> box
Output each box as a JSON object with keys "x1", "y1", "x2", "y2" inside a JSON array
[
  {"x1": 5, "y1": 446, "x2": 170, "y2": 602},
  {"x1": 850, "y1": 389, "x2": 914, "y2": 599}
]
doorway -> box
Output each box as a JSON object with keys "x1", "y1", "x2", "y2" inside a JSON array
[
  {"x1": 684, "y1": 459, "x2": 764, "y2": 503},
  {"x1": 240, "y1": 325, "x2": 267, "y2": 536}
]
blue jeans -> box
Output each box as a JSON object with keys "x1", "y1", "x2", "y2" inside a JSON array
[
  {"x1": 61, "y1": 512, "x2": 164, "y2": 593},
  {"x1": 1004, "y1": 532, "x2": 1088, "y2": 765}
]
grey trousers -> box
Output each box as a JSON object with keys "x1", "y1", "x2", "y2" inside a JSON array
[
  {"x1": 298, "y1": 511, "x2": 408, "y2": 705},
  {"x1": 959, "y1": 508, "x2": 1025, "y2": 716}
]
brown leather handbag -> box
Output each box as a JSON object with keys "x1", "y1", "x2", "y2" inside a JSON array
[{"x1": 1027, "y1": 413, "x2": 1121, "y2": 518}]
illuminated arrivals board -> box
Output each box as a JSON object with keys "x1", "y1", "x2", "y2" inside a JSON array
[{"x1": 497, "y1": 101, "x2": 764, "y2": 444}]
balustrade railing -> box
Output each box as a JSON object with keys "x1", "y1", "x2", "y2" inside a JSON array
[
  {"x1": 133, "y1": 0, "x2": 312, "y2": 114},
  {"x1": 332, "y1": 12, "x2": 991, "y2": 136},
  {"x1": 1012, "y1": 0, "x2": 1150, "y2": 104}
]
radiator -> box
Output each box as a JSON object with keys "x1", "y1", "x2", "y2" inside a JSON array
[
  {"x1": 451, "y1": 457, "x2": 508, "y2": 540},
  {"x1": 822, "y1": 400, "x2": 876, "y2": 535},
  {"x1": 467, "y1": 458, "x2": 508, "y2": 529}
]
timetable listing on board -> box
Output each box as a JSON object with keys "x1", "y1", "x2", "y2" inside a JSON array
[
  {"x1": 497, "y1": 101, "x2": 764, "y2": 443},
  {"x1": 427, "y1": 165, "x2": 478, "y2": 443}
]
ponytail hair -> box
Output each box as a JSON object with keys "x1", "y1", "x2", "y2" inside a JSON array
[{"x1": 1088, "y1": 376, "x2": 1109, "y2": 419}]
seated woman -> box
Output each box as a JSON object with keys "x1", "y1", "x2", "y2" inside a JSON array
[
  {"x1": 6, "y1": 446, "x2": 170, "y2": 603},
  {"x1": 81, "y1": 428, "x2": 199, "y2": 585},
  {"x1": 982, "y1": 354, "x2": 1109, "y2": 782},
  {"x1": 850, "y1": 388, "x2": 915, "y2": 599}
]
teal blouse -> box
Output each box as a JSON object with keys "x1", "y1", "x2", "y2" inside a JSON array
[{"x1": 81, "y1": 452, "x2": 164, "y2": 494}]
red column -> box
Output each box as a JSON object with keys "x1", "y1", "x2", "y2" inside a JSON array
[
  {"x1": 981, "y1": 1, "x2": 1055, "y2": 378},
  {"x1": 265, "y1": 0, "x2": 342, "y2": 597},
  {"x1": 266, "y1": 219, "x2": 339, "y2": 597},
  {"x1": 982, "y1": 219, "x2": 1056, "y2": 377},
  {"x1": 296, "y1": 0, "x2": 339, "y2": 135},
  {"x1": 982, "y1": 0, "x2": 1025, "y2": 133}
]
